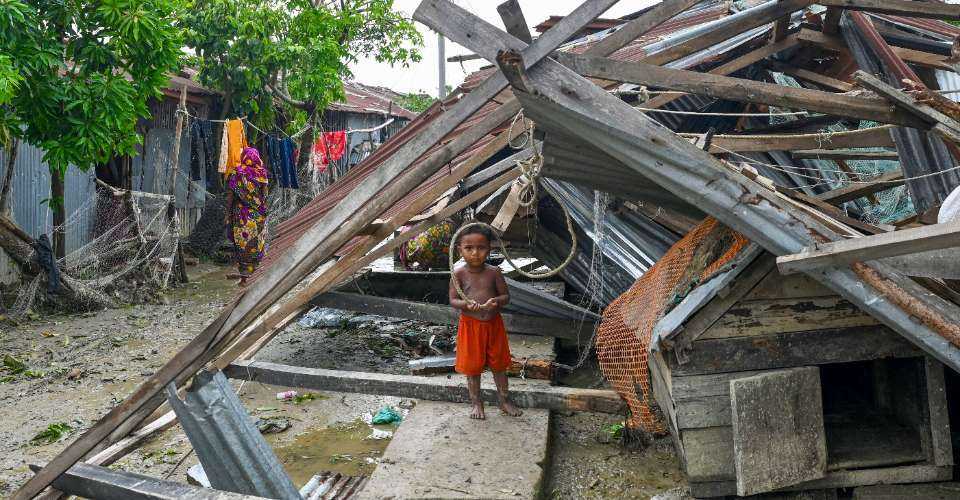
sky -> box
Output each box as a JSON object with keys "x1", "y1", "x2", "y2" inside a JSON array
[{"x1": 349, "y1": 0, "x2": 657, "y2": 96}]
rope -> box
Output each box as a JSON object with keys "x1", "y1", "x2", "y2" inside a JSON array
[{"x1": 449, "y1": 115, "x2": 578, "y2": 298}]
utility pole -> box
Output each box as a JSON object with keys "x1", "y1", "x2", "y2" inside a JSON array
[{"x1": 437, "y1": 32, "x2": 446, "y2": 99}]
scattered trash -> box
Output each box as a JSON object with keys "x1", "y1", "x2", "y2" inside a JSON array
[
  {"x1": 255, "y1": 416, "x2": 292, "y2": 434},
  {"x1": 30, "y1": 422, "x2": 75, "y2": 445},
  {"x1": 276, "y1": 390, "x2": 298, "y2": 401},
  {"x1": 329, "y1": 453, "x2": 353, "y2": 464},
  {"x1": 365, "y1": 428, "x2": 393, "y2": 440},
  {"x1": 397, "y1": 399, "x2": 416, "y2": 410},
  {"x1": 298, "y1": 308, "x2": 350, "y2": 328},
  {"x1": 40, "y1": 331, "x2": 58, "y2": 338},
  {"x1": 292, "y1": 392, "x2": 321, "y2": 404},
  {"x1": 370, "y1": 406, "x2": 402, "y2": 425},
  {"x1": 66, "y1": 368, "x2": 83, "y2": 380}
]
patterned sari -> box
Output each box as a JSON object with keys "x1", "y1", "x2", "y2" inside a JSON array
[{"x1": 227, "y1": 147, "x2": 269, "y2": 277}]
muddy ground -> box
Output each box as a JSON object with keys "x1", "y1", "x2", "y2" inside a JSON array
[{"x1": 0, "y1": 264, "x2": 688, "y2": 498}]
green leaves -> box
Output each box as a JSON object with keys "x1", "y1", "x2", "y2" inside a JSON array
[
  {"x1": 30, "y1": 422, "x2": 74, "y2": 445},
  {"x1": 184, "y1": 0, "x2": 421, "y2": 125},
  {"x1": 1, "y1": 0, "x2": 182, "y2": 172}
]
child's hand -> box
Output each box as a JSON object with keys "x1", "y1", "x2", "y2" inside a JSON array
[
  {"x1": 479, "y1": 298, "x2": 497, "y2": 311},
  {"x1": 466, "y1": 300, "x2": 481, "y2": 312}
]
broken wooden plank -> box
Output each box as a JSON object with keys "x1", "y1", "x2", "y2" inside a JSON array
[
  {"x1": 28, "y1": 463, "x2": 266, "y2": 500},
  {"x1": 225, "y1": 360, "x2": 625, "y2": 414},
  {"x1": 773, "y1": 65, "x2": 854, "y2": 92},
  {"x1": 644, "y1": 34, "x2": 801, "y2": 110},
  {"x1": 819, "y1": 0, "x2": 960, "y2": 21},
  {"x1": 816, "y1": 170, "x2": 905, "y2": 205},
  {"x1": 854, "y1": 70, "x2": 960, "y2": 143},
  {"x1": 496, "y1": 0, "x2": 531, "y2": 44},
  {"x1": 798, "y1": 29, "x2": 954, "y2": 71},
  {"x1": 731, "y1": 367, "x2": 826, "y2": 496},
  {"x1": 667, "y1": 326, "x2": 921, "y2": 376},
  {"x1": 686, "y1": 125, "x2": 898, "y2": 153},
  {"x1": 311, "y1": 291, "x2": 595, "y2": 339},
  {"x1": 700, "y1": 297, "x2": 879, "y2": 340},
  {"x1": 791, "y1": 149, "x2": 899, "y2": 161},
  {"x1": 777, "y1": 220, "x2": 960, "y2": 275},
  {"x1": 554, "y1": 52, "x2": 923, "y2": 126}
]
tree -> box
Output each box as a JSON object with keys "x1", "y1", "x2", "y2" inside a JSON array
[
  {"x1": 397, "y1": 91, "x2": 436, "y2": 114},
  {"x1": 0, "y1": 0, "x2": 183, "y2": 256},
  {"x1": 182, "y1": 0, "x2": 422, "y2": 167}
]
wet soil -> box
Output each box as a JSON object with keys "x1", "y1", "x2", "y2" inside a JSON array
[{"x1": 1, "y1": 263, "x2": 688, "y2": 498}]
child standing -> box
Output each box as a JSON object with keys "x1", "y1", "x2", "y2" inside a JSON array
[{"x1": 449, "y1": 225, "x2": 523, "y2": 420}]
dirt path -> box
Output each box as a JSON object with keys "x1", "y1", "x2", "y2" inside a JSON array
[{"x1": 1, "y1": 263, "x2": 688, "y2": 498}]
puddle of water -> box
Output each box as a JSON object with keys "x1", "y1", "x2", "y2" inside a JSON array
[{"x1": 273, "y1": 419, "x2": 393, "y2": 486}]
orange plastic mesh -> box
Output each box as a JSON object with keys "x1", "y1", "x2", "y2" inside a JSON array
[{"x1": 595, "y1": 217, "x2": 749, "y2": 434}]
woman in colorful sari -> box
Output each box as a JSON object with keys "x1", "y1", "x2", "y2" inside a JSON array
[{"x1": 225, "y1": 147, "x2": 269, "y2": 286}]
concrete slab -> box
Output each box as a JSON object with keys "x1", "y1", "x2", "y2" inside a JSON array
[
  {"x1": 357, "y1": 401, "x2": 550, "y2": 499},
  {"x1": 359, "y1": 334, "x2": 555, "y2": 499}
]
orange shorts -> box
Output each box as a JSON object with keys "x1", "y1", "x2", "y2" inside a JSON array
[{"x1": 455, "y1": 313, "x2": 512, "y2": 376}]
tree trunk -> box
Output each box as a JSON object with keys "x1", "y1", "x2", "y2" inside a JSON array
[
  {"x1": 0, "y1": 138, "x2": 19, "y2": 216},
  {"x1": 51, "y1": 170, "x2": 66, "y2": 259}
]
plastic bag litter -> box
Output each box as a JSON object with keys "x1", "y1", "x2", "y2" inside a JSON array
[
  {"x1": 370, "y1": 406, "x2": 403, "y2": 425},
  {"x1": 298, "y1": 308, "x2": 348, "y2": 328}
]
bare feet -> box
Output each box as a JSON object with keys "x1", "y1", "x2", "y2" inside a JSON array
[
  {"x1": 470, "y1": 401, "x2": 486, "y2": 420},
  {"x1": 498, "y1": 398, "x2": 522, "y2": 417}
]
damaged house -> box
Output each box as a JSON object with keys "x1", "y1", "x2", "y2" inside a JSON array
[{"x1": 12, "y1": 0, "x2": 960, "y2": 498}]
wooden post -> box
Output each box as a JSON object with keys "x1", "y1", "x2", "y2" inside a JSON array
[{"x1": 167, "y1": 86, "x2": 188, "y2": 284}]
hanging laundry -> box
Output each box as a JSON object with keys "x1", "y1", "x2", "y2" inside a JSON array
[
  {"x1": 219, "y1": 118, "x2": 248, "y2": 176},
  {"x1": 189, "y1": 119, "x2": 214, "y2": 181},
  {"x1": 266, "y1": 136, "x2": 299, "y2": 189},
  {"x1": 312, "y1": 131, "x2": 347, "y2": 172}
]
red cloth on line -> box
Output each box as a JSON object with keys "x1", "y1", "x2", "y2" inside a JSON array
[
  {"x1": 454, "y1": 313, "x2": 512, "y2": 376},
  {"x1": 312, "y1": 131, "x2": 347, "y2": 172}
]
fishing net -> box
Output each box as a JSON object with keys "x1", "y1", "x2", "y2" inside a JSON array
[
  {"x1": 595, "y1": 217, "x2": 748, "y2": 435},
  {"x1": 9, "y1": 185, "x2": 181, "y2": 318}
]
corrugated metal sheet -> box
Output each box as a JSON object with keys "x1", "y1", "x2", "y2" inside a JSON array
[
  {"x1": 166, "y1": 370, "x2": 301, "y2": 499},
  {"x1": 0, "y1": 142, "x2": 96, "y2": 255},
  {"x1": 841, "y1": 13, "x2": 960, "y2": 214}
]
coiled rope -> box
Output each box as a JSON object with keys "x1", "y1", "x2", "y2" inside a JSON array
[{"x1": 449, "y1": 112, "x2": 578, "y2": 302}]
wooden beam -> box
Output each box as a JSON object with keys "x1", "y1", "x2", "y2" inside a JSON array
[
  {"x1": 819, "y1": 0, "x2": 960, "y2": 21},
  {"x1": 772, "y1": 64, "x2": 854, "y2": 92},
  {"x1": 777, "y1": 221, "x2": 960, "y2": 275},
  {"x1": 496, "y1": 0, "x2": 531, "y2": 44},
  {"x1": 798, "y1": 29, "x2": 953, "y2": 71},
  {"x1": 772, "y1": 14, "x2": 791, "y2": 42},
  {"x1": 822, "y1": 7, "x2": 842, "y2": 35},
  {"x1": 666, "y1": 326, "x2": 921, "y2": 376},
  {"x1": 555, "y1": 52, "x2": 924, "y2": 127},
  {"x1": 791, "y1": 149, "x2": 899, "y2": 161},
  {"x1": 28, "y1": 463, "x2": 262, "y2": 500},
  {"x1": 311, "y1": 291, "x2": 595, "y2": 339},
  {"x1": 225, "y1": 360, "x2": 626, "y2": 414},
  {"x1": 816, "y1": 170, "x2": 905, "y2": 204},
  {"x1": 644, "y1": 35, "x2": 801, "y2": 111},
  {"x1": 12, "y1": 2, "x2": 619, "y2": 497},
  {"x1": 854, "y1": 70, "x2": 960, "y2": 143},
  {"x1": 686, "y1": 125, "x2": 898, "y2": 153}
]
